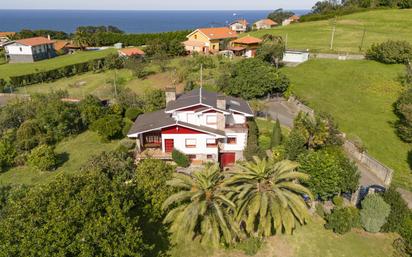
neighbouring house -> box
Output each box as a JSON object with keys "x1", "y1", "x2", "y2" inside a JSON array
[
  {"x1": 0, "y1": 32, "x2": 16, "y2": 47},
  {"x1": 229, "y1": 19, "x2": 249, "y2": 33},
  {"x1": 118, "y1": 47, "x2": 145, "y2": 58},
  {"x1": 282, "y1": 50, "x2": 309, "y2": 64},
  {"x1": 183, "y1": 27, "x2": 238, "y2": 54},
  {"x1": 253, "y1": 19, "x2": 278, "y2": 30},
  {"x1": 229, "y1": 36, "x2": 262, "y2": 58},
  {"x1": 4, "y1": 36, "x2": 56, "y2": 63},
  {"x1": 127, "y1": 88, "x2": 254, "y2": 167},
  {"x1": 282, "y1": 15, "x2": 300, "y2": 26},
  {"x1": 53, "y1": 40, "x2": 70, "y2": 54}
]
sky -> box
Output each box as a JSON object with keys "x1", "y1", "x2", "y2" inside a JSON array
[{"x1": 1, "y1": 0, "x2": 317, "y2": 10}]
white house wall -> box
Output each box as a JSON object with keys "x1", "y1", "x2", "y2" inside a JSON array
[
  {"x1": 6, "y1": 44, "x2": 32, "y2": 55},
  {"x1": 162, "y1": 134, "x2": 219, "y2": 155},
  {"x1": 221, "y1": 132, "x2": 247, "y2": 152}
]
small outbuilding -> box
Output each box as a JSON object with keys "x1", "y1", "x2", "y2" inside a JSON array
[
  {"x1": 230, "y1": 36, "x2": 262, "y2": 58},
  {"x1": 118, "y1": 47, "x2": 145, "y2": 58},
  {"x1": 282, "y1": 50, "x2": 309, "y2": 64}
]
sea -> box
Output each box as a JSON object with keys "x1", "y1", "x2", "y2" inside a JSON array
[{"x1": 0, "y1": 9, "x2": 310, "y2": 34}]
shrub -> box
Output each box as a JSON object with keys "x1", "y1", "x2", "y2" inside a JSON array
[
  {"x1": 270, "y1": 119, "x2": 282, "y2": 148},
  {"x1": 119, "y1": 138, "x2": 136, "y2": 151},
  {"x1": 16, "y1": 119, "x2": 43, "y2": 151},
  {"x1": 332, "y1": 195, "x2": 344, "y2": 207},
  {"x1": 284, "y1": 129, "x2": 307, "y2": 161},
  {"x1": 172, "y1": 149, "x2": 190, "y2": 167},
  {"x1": 394, "y1": 89, "x2": 412, "y2": 142},
  {"x1": 360, "y1": 194, "x2": 391, "y2": 233},
  {"x1": 366, "y1": 40, "x2": 412, "y2": 64},
  {"x1": 382, "y1": 187, "x2": 410, "y2": 232},
  {"x1": 0, "y1": 139, "x2": 16, "y2": 172},
  {"x1": 325, "y1": 207, "x2": 360, "y2": 234},
  {"x1": 91, "y1": 115, "x2": 124, "y2": 142},
  {"x1": 234, "y1": 237, "x2": 264, "y2": 256},
  {"x1": 125, "y1": 107, "x2": 143, "y2": 121},
  {"x1": 78, "y1": 95, "x2": 105, "y2": 126},
  {"x1": 27, "y1": 145, "x2": 58, "y2": 171},
  {"x1": 315, "y1": 202, "x2": 325, "y2": 218},
  {"x1": 122, "y1": 118, "x2": 134, "y2": 137},
  {"x1": 244, "y1": 119, "x2": 263, "y2": 161}
]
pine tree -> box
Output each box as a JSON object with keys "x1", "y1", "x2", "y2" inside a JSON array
[{"x1": 270, "y1": 119, "x2": 282, "y2": 148}]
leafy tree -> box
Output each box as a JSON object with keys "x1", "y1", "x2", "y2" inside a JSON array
[
  {"x1": 270, "y1": 119, "x2": 282, "y2": 148},
  {"x1": 284, "y1": 129, "x2": 307, "y2": 161},
  {"x1": 394, "y1": 88, "x2": 412, "y2": 142},
  {"x1": 298, "y1": 148, "x2": 359, "y2": 200},
  {"x1": 16, "y1": 119, "x2": 44, "y2": 151},
  {"x1": 27, "y1": 144, "x2": 58, "y2": 171},
  {"x1": 244, "y1": 119, "x2": 263, "y2": 161},
  {"x1": 256, "y1": 36, "x2": 285, "y2": 67},
  {"x1": 267, "y1": 9, "x2": 295, "y2": 24},
  {"x1": 136, "y1": 159, "x2": 176, "y2": 218},
  {"x1": 224, "y1": 58, "x2": 290, "y2": 100},
  {"x1": 172, "y1": 149, "x2": 190, "y2": 167},
  {"x1": 73, "y1": 28, "x2": 91, "y2": 49},
  {"x1": 325, "y1": 207, "x2": 360, "y2": 234},
  {"x1": 226, "y1": 157, "x2": 312, "y2": 237},
  {"x1": 366, "y1": 40, "x2": 412, "y2": 64},
  {"x1": 142, "y1": 89, "x2": 166, "y2": 112},
  {"x1": 91, "y1": 115, "x2": 124, "y2": 142},
  {"x1": 78, "y1": 95, "x2": 105, "y2": 126},
  {"x1": 163, "y1": 165, "x2": 238, "y2": 247},
  {"x1": 382, "y1": 187, "x2": 410, "y2": 232},
  {"x1": 294, "y1": 112, "x2": 329, "y2": 149},
  {"x1": 311, "y1": 0, "x2": 341, "y2": 14},
  {"x1": 361, "y1": 194, "x2": 391, "y2": 233},
  {"x1": 0, "y1": 138, "x2": 17, "y2": 172}
]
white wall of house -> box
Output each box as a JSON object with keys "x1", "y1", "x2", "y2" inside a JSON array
[
  {"x1": 5, "y1": 44, "x2": 33, "y2": 55},
  {"x1": 161, "y1": 134, "x2": 219, "y2": 155},
  {"x1": 230, "y1": 23, "x2": 246, "y2": 32},
  {"x1": 221, "y1": 132, "x2": 247, "y2": 151}
]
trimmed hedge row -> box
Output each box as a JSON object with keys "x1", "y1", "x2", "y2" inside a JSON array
[{"x1": 7, "y1": 55, "x2": 122, "y2": 88}]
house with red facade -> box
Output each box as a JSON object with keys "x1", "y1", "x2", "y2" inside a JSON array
[{"x1": 127, "y1": 88, "x2": 253, "y2": 167}]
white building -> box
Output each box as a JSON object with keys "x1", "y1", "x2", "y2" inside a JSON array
[
  {"x1": 253, "y1": 19, "x2": 278, "y2": 30},
  {"x1": 127, "y1": 88, "x2": 254, "y2": 167},
  {"x1": 4, "y1": 36, "x2": 56, "y2": 63},
  {"x1": 283, "y1": 50, "x2": 309, "y2": 64},
  {"x1": 229, "y1": 19, "x2": 248, "y2": 33}
]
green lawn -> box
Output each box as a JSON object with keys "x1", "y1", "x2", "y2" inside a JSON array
[
  {"x1": 171, "y1": 216, "x2": 396, "y2": 257},
  {"x1": 282, "y1": 59, "x2": 411, "y2": 189},
  {"x1": 248, "y1": 9, "x2": 412, "y2": 53},
  {"x1": 0, "y1": 49, "x2": 116, "y2": 80},
  {"x1": 0, "y1": 131, "x2": 119, "y2": 185}
]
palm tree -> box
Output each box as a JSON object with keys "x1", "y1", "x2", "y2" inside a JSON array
[
  {"x1": 73, "y1": 29, "x2": 90, "y2": 50},
  {"x1": 225, "y1": 156, "x2": 312, "y2": 237},
  {"x1": 162, "y1": 165, "x2": 238, "y2": 247}
]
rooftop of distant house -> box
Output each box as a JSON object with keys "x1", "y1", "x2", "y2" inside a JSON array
[
  {"x1": 0, "y1": 32, "x2": 16, "y2": 38},
  {"x1": 54, "y1": 40, "x2": 70, "y2": 51},
  {"x1": 232, "y1": 36, "x2": 262, "y2": 45},
  {"x1": 193, "y1": 27, "x2": 238, "y2": 40},
  {"x1": 230, "y1": 19, "x2": 248, "y2": 26},
  {"x1": 15, "y1": 36, "x2": 55, "y2": 46},
  {"x1": 118, "y1": 47, "x2": 145, "y2": 56},
  {"x1": 256, "y1": 19, "x2": 278, "y2": 26}
]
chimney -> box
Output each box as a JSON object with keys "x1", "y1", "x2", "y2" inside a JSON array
[
  {"x1": 47, "y1": 35, "x2": 51, "y2": 40},
  {"x1": 216, "y1": 95, "x2": 226, "y2": 110},
  {"x1": 165, "y1": 87, "x2": 176, "y2": 105}
]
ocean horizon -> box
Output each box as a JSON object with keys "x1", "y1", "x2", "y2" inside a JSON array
[{"x1": 0, "y1": 9, "x2": 310, "y2": 34}]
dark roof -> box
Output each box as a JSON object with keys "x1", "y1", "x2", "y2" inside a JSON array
[
  {"x1": 165, "y1": 88, "x2": 253, "y2": 116},
  {"x1": 127, "y1": 109, "x2": 226, "y2": 137},
  {"x1": 127, "y1": 110, "x2": 176, "y2": 136}
]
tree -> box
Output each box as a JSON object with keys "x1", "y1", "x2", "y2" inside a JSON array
[
  {"x1": 311, "y1": 0, "x2": 341, "y2": 14},
  {"x1": 267, "y1": 9, "x2": 295, "y2": 24},
  {"x1": 366, "y1": 40, "x2": 412, "y2": 64},
  {"x1": 136, "y1": 159, "x2": 176, "y2": 218},
  {"x1": 91, "y1": 115, "x2": 124, "y2": 142},
  {"x1": 382, "y1": 187, "x2": 410, "y2": 232},
  {"x1": 0, "y1": 138, "x2": 16, "y2": 172},
  {"x1": 244, "y1": 119, "x2": 263, "y2": 161},
  {"x1": 256, "y1": 36, "x2": 285, "y2": 67},
  {"x1": 294, "y1": 112, "x2": 330, "y2": 149},
  {"x1": 142, "y1": 89, "x2": 166, "y2": 112},
  {"x1": 270, "y1": 119, "x2": 282, "y2": 148},
  {"x1": 172, "y1": 149, "x2": 190, "y2": 167},
  {"x1": 16, "y1": 119, "x2": 44, "y2": 151},
  {"x1": 360, "y1": 194, "x2": 391, "y2": 233},
  {"x1": 73, "y1": 28, "x2": 91, "y2": 49},
  {"x1": 224, "y1": 58, "x2": 290, "y2": 100},
  {"x1": 27, "y1": 144, "x2": 58, "y2": 171},
  {"x1": 325, "y1": 207, "x2": 360, "y2": 234},
  {"x1": 162, "y1": 165, "x2": 238, "y2": 247},
  {"x1": 395, "y1": 88, "x2": 412, "y2": 142},
  {"x1": 298, "y1": 148, "x2": 359, "y2": 200},
  {"x1": 284, "y1": 129, "x2": 307, "y2": 161},
  {"x1": 78, "y1": 95, "x2": 105, "y2": 126},
  {"x1": 225, "y1": 157, "x2": 312, "y2": 237}
]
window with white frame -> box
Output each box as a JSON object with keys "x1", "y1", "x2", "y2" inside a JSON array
[
  {"x1": 185, "y1": 138, "x2": 197, "y2": 148},
  {"x1": 206, "y1": 115, "x2": 217, "y2": 125},
  {"x1": 206, "y1": 138, "x2": 217, "y2": 148}
]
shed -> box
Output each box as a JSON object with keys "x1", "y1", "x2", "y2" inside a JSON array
[{"x1": 282, "y1": 50, "x2": 309, "y2": 63}]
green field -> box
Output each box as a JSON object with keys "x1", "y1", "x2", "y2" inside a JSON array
[
  {"x1": 282, "y1": 59, "x2": 411, "y2": 189},
  {"x1": 0, "y1": 131, "x2": 119, "y2": 185},
  {"x1": 172, "y1": 216, "x2": 397, "y2": 257},
  {"x1": 0, "y1": 48, "x2": 116, "y2": 80},
  {"x1": 248, "y1": 9, "x2": 412, "y2": 53}
]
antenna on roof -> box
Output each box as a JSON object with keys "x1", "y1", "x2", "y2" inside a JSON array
[{"x1": 200, "y1": 64, "x2": 203, "y2": 103}]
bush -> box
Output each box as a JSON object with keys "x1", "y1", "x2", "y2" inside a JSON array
[
  {"x1": 366, "y1": 40, "x2": 412, "y2": 64},
  {"x1": 325, "y1": 206, "x2": 361, "y2": 234},
  {"x1": 315, "y1": 202, "x2": 325, "y2": 218},
  {"x1": 27, "y1": 144, "x2": 58, "y2": 171},
  {"x1": 0, "y1": 139, "x2": 16, "y2": 172},
  {"x1": 332, "y1": 195, "x2": 344, "y2": 207},
  {"x1": 125, "y1": 107, "x2": 143, "y2": 121},
  {"x1": 172, "y1": 149, "x2": 190, "y2": 167},
  {"x1": 270, "y1": 119, "x2": 282, "y2": 148},
  {"x1": 78, "y1": 95, "x2": 105, "y2": 126},
  {"x1": 234, "y1": 237, "x2": 264, "y2": 256},
  {"x1": 91, "y1": 115, "x2": 124, "y2": 142},
  {"x1": 122, "y1": 118, "x2": 134, "y2": 137},
  {"x1": 244, "y1": 119, "x2": 263, "y2": 161},
  {"x1": 395, "y1": 89, "x2": 412, "y2": 142},
  {"x1": 382, "y1": 187, "x2": 410, "y2": 232},
  {"x1": 360, "y1": 194, "x2": 391, "y2": 233},
  {"x1": 284, "y1": 129, "x2": 307, "y2": 161}
]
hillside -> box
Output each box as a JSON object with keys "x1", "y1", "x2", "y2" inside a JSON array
[
  {"x1": 248, "y1": 9, "x2": 412, "y2": 53},
  {"x1": 282, "y1": 59, "x2": 410, "y2": 189}
]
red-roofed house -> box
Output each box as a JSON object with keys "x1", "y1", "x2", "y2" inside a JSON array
[
  {"x1": 282, "y1": 15, "x2": 300, "y2": 26},
  {"x1": 118, "y1": 47, "x2": 145, "y2": 58},
  {"x1": 183, "y1": 27, "x2": 238, "y2": 54},
  {"x1": 229, "y1": 19, "x2": 249, "y2": 33},
  {"x1": 0, "y1": 32, "x2": 15, "y2": 47},
  {"x1": 253, "y1": 19, "x2": 278, "y2": 30},
  {"x1": 230, "y1": 36, "x2": 262, "y2": 58},
  {"x1": 4, "y1": 36, "x2": 56, "y2": 63}
]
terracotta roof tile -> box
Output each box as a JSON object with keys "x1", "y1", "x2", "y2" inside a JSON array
[
  {"x1": 119, "y1": 47, "x2": 145, "y2": 56},
  {"x1": 232, "y1": 36, "x2": 262, "y2": 45},
  {"x1": 0, "y1": 32, "x2": 15, "y2": 38},
  {"x1": 15, "y1": 36, "x2": 55, "y2": 46},
  {"x1": 54, "y1": 40, "x2": 70, "y2": 51},
  {"x1": 256, "y1": 19, "x2": 278, "y2": 26},
  {"x1": 197, "y1": 27, "x2": 238, "y2": 40}
]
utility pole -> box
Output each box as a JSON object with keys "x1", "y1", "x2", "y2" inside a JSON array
[
  {"x1": 330, "y1": 17, "x2": 337, "y2": 50},
  {"x1": 200, "y1": 64, "x2": 203, "y2": 88},
  {"x1": 285, "y1": 33, "x2": 288, "y2": 49},
  {"x1": 359, "y1": 26, "x2": 366, "y2": 52},
  {"x1": 113, "y1": 70, "x2": 118, "y2": 99}
]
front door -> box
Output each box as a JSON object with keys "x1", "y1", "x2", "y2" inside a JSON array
[
  {"x1": 219, "y1": 153, "x2": 236, "y2": 168},
  {"x1": 164, "y1": 139, "x2": 174, "y2": 153}
]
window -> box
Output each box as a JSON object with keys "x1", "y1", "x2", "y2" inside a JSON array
[
  {"x1": 194, "y1": 35, "x2": 197, "y2": 40},
  {"x1": 206, "y1": 138, "x2": 217, "y2": 148},
  {"x1": 206, "y1": 115, "x2": 217, "y2": 125},
  {"x1": 185, "y1": 139, "x2": 197, "y2": 148},
  {"x1": 187, "y1": 155, "x2": 196, "y2": 161},
  {"x1": 227, "y1": 137, "x2": 237, "y2": 144},
  {"x1": 19, "y1": 47, "x2": 22, "y2": 52},
  {"x1": 207, "y1": 154, "x2": 214, "y2": 159}
]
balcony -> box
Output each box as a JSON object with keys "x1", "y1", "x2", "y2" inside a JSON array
[{"x1": 225, "y1": 123, "x2": 248, "y2": 132}]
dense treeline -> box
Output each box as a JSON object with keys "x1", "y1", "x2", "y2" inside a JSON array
[{"x1": 15, "y1": 29, "x2": 70, "y2": 40}]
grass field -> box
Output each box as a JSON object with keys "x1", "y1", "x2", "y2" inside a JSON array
[
  {"x1": 0, "y1": 48, "x2": 116, "y2": 80},
  {"x1": 248, "y1": 9, "x2": 412, "y2": 53},
  {"x1": 172, "y1": 216, "x2": 397, "y2": 257},
  {"x1": 0, "y1": 131, "x2": 119, "y2": 185},
  {"x1": 282, "y1": 59, "x2": 411, "y2": 189}
]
